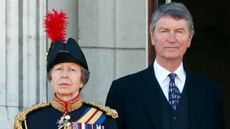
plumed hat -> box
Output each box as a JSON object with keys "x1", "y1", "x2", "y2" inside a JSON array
[{"x1": 45, "y1": 9, "x2": 88, "y2": 72}]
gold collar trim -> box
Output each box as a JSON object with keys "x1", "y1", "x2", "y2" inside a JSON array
[{"x1": 51, "y1": 97, "x2": 82, "y2": 112}]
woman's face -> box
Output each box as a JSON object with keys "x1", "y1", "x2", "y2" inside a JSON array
[{"x1": 50, "y1": 62, "x2": 83, "y2": 100}]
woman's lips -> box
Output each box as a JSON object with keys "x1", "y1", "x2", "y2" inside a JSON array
[{"x1": 59, "y1": 83, "x2": 70, "y2": 87}]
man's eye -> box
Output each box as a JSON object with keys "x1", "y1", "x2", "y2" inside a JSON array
[
  {"x1": 160, "y1": 30, "x2": 167, "y2": 32},
  {"x1": 176, "y1": 29, "x2": 184, "y2": 34}
]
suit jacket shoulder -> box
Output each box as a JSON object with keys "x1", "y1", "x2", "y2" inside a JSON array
[
  {"x1": 116, "y1": 68, "x2": 146, "y2": 81},
  {"x1": 186, "y1": 69, "x2": 223, "y2": 91},
  {"x1": 112, "y1": 67, "x2": 150, "y2": 89}
]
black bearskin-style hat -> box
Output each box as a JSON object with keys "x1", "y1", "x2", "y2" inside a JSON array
[{"x1": 45, "y1": 9, "x2": 88, "y2": 72}]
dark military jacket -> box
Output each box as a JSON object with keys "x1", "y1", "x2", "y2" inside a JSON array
[{"x1": 14, "y1": 98, "x2": 118, "y2": 129}]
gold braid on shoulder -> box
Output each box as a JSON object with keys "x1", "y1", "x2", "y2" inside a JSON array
[
  {"x1": 83, "y1": 101, "x2": 118, "y2": 119},
  {"x1": 14, "y1": 102, "x2": 50, "y2": 129}
]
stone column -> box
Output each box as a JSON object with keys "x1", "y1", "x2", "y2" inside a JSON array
[{"x1": 0, "y1": 0, "x2": 47, "y2": 129}]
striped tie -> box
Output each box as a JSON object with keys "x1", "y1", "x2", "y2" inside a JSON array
[{"x1": 168, "y1": 73, "x2": 181, "y2": 111}]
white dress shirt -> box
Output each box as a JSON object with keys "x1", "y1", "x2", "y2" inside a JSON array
[{"x1": 153, "y1": 60, "x2": 186, "y2": 100}]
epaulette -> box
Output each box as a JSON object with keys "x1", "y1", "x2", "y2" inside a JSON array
[
  {"x1": 83, "y1": 101, "x2": 118, "y2": 119},
  {"x1": 14, "y1": 102, "x2": 50, "y2": 129}
]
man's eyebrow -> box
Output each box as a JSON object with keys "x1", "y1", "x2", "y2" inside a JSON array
[{"x1": 159, "y1": 27, "x2": 169, "y2": 30}]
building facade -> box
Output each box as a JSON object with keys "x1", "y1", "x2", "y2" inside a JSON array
[{"x1": 0, "y1": 0, "x2": 147, "y2": 129}]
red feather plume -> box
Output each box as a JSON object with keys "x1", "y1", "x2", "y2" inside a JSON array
[{"x1": 44, "y1": 9, "x2": 67, "y2": 43}]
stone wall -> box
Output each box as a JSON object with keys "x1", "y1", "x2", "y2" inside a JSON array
[{"x1": 0, "y1": 0, "x2": 147, "y2": 129}]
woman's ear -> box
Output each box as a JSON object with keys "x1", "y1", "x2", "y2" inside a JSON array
[
  {"x1": 48, "y1": 71, "x2": 52, "y2": 81},
  {"x1": 80, "y1": 81, "x2": 84, "y2": 88}
]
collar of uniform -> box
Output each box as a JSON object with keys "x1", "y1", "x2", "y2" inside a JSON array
[{"x1": 51, "y1": 94, "x2": 83, "y2": 112}]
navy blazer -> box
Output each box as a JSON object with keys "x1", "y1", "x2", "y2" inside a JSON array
[{"x1": 106, "y1": 65, "x2": 224, "y2": 129}]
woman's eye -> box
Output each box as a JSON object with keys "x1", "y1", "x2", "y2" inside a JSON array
[
  {"x1": 71, "y1": 69, "x2": 76, "y2": 71},
  {"x1": 54, "y1": 68, "x2": 62, "y2": 71}
]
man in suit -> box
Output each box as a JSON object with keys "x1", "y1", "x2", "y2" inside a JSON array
[{"x1": 106, "y1": 2, "x2": 225, "y2": 129}]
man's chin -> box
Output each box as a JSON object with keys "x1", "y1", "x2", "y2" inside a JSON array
[{"x1": 163, "y1": 53, "x2": 181, "y2": 59}]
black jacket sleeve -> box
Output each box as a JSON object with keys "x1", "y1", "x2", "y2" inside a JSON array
[
  {"x1": 106, "y1": 80, "x2": 125, "y2": 129},
  {"x1": 104, "y1": 117, "x2": 118, "y2": 129}
]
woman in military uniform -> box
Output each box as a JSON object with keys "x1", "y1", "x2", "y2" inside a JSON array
[{"x1": 14, "y1": 9, "x2": 118, "y2": 129}]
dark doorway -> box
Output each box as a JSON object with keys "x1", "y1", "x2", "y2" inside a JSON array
[
  {"x1": 174, "y1": 0, "x2": 230, "y2": 128},
  {"x1": 148, "y1": 0, "x2": 230, "y2": 128}
]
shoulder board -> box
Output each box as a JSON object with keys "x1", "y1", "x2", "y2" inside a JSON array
[
  {"x1": 14, "y1": 102, "x2": 50, "y2": 129},
  {"x1": 83, "y1": 101, "x2": 118, "y2": 119}
]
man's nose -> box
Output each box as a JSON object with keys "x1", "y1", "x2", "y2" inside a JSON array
[{"x1": 167, "y1": 32, "x2": 177, "y2": 43}]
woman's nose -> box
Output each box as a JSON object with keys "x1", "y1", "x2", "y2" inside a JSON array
[{"x1": 60, "y1": 70, "x2": 69, "y2": 78}]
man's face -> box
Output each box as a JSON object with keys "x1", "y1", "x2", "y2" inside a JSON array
[
  {"x1": 151, "y1": 15, "x2": 193, "y2": 62},
  {"x1": 51, "y1": 62, "x2": 83, "y2": 100}
]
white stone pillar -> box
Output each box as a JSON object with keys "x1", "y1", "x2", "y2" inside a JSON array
[
  {"x1": 0, "y1": 0, "x2": 19, "y2": 129},
  {"x1": 0, "y1": 0, "x2": 47, "y2": 129}
]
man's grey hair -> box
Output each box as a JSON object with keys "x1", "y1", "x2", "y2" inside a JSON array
[{"x1": 150, "y1": 2, "x2": 194, "y2": 36}]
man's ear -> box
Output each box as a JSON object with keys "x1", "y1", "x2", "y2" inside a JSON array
[
  {"x1": 150, "y1": 32, "x2": 155, "y2": 46},
  {"x1": 188, "y1": 32, "x2": 194, "y2": 48},
  {"x1": 187, "y1": 43, "x2": 191, "y2": 48}
]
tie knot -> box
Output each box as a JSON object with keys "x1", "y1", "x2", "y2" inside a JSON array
[{"x1": 168, "y1": 73, "x2": 177, "y2": 81}]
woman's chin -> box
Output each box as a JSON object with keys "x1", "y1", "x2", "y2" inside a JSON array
[{"x1": 56, "y1": 91, "x2": 72, "y2": 97}]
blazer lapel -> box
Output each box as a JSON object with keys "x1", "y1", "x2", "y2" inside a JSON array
[
  {"x1": 136, "y1": 65, "x2": 163, "y2": 129},
  {"x1": 186, "y1": 71, "x2": 207, "y2": 129}
]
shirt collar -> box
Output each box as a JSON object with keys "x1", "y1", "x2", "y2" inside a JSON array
[{"x1": 154, "y1": 60, "x2": 186, "y2": 84}]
